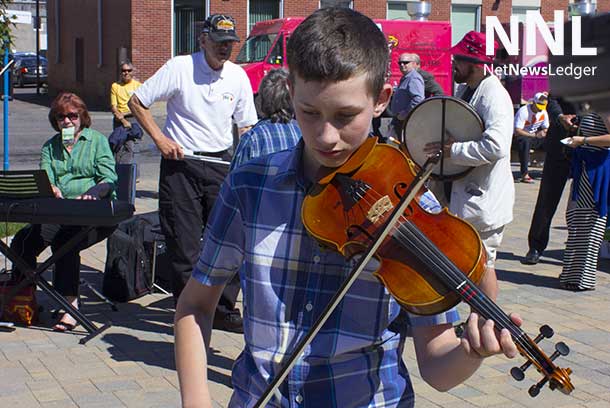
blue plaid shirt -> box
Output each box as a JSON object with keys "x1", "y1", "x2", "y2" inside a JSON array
[
  {"x1": 231, "y1": 119, "x2": 302, "y2": 171},
  {"x1": 194, "y1": 141, "x2": 459, "y2": 407}
]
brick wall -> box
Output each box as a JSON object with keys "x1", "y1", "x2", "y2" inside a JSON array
[
  {"x1": 132, "y1": 0, "x2": 172, "y2": 82},
  {"x1": 429, "y1": 0, "x2": 451, "y2": 21},
  {"x1": 541, "y1": 0, "x2": 610, "y2": 20},
  {"x1": 481, "y1": 0, "x2": 512, "y2": 23},
  {"x1": 540, "y1": 0, "x2": 569, "y2": 21},
  {"x1": 598, "y1": 0, "x2": 610, "y2": 12},
  {"x1": 47, "y1": 0, "x2": 610, "y2": 104},
  {"x1": 47, "y1": 0, "x2": 132, "y2": 108},
  {"x1": 356, "y1": 0, "x2": 387, "y2": 19},
  {"x1": 284, "y1": 0, "x2": 318, "y2": 20}
]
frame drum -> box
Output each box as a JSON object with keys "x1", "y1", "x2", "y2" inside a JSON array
[{"x1": 403, "y1": 96, "x2": 483, "y2": 179}]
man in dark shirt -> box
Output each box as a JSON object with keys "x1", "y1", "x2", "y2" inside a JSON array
[
  {"x1": 523, "y1": 97, "x2": 578, "y2": 264},
  {"x1": 416, "y1": 61, "x2": 444, "y2": 98}
]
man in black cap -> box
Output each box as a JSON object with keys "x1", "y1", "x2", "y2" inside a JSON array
[{"x1": 129, "y1": 14, "x2": 258, "y2": 333}]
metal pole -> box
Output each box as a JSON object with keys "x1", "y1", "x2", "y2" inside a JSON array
[
  {"x1": 36, "y1": 0, "x2": 40, "y2": 95},
  {"x1": 3, "y1": 46, "x2": 9, "y2": 170}
]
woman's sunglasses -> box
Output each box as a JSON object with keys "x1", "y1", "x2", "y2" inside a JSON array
[{"x1": 56, "y1": 112, "x2": 79, "y2": 121}]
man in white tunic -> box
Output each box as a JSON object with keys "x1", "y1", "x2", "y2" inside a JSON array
[{"x1": 425, "y1": 31, "x2": 515, "y2": 300}]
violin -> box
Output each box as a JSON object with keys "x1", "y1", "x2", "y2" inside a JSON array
[
  {"x1": 254, "y1": 137, "x2": 573, "y2": 407},
  {"x1": 301, "y1": 137, "x2": 574, "y2": 397}
]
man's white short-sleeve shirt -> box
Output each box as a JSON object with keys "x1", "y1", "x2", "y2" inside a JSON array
[
  {"x1": 514, "y1": 104, "x2": 549, "y2": 134},
  {"x1": 135, "y1": 51, "x2": 258, "y2": 152}
]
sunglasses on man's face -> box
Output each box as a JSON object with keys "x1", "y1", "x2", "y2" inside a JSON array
[
  {"x1": 56, "y1": 112, "x2": 79, "y2": 121},
  {"x1": 122, "y1": 69, "x2": 133, "y2": 73},
  {"x1": 398, "y1": 61, "x2": 413, "y2": 65}
]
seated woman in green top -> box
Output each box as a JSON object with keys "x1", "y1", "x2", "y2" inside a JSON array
[{"x1": 10, "y1": 92, "x2": 118, "y2": 332}]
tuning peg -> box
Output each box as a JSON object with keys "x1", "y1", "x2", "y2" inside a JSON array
[
  {"x1": 528, "y1": 376, "x2": 549, "y2": 397},
  {"x1": 550, "y1": 342, "x2": 570, "y2": 360},
  {"x1": 533, "y1": 325, "x2": 554, "y2": 343},
  {"x1": 511, "y1": 356, "x2": 537, "y2": 381},
  {"x1": 510, "y1": 365, "x2": 527, "y2": 381},
  {"x1": 511, "y1": 326, "x2": 556, "y2": 382}
]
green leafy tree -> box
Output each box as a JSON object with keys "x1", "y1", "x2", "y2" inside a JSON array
[{"x1": 0, "y1": 1, "x2": 14, "y2": 57}]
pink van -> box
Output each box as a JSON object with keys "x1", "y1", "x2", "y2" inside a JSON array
[{"x1": 236, "y1": 17, "x2": 453, "y2": 101}]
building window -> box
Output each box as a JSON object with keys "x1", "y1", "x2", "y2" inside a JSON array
[
  {"x1": 387, "y1": 1, "x2": 418, "y2": 20},
  {"x1": 249, "y1": 0, "x2": 281, "y2": 34},
  {"x1": 174, "y1": 0, "x2": 205, "y2": 56},
  {"x1": 75, "y1": 37, "x2": 84, "y2": 84},
  {"x1": 512, "y1": 6, "x2": 540, "y2": 24},
  {"x1": 320, "y1": 0, "x2": 352, "y2": 8},
  {"x1": 451, "y1": 5, "x2": 480, "y2": 45}
]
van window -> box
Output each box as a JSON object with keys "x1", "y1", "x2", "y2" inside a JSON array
[
  {"x1": 267, "y1": 34, "x2": 283, "y2": 65},
  {"x1": 236, "y1": 33, "x2": 278, "y2": 64}
]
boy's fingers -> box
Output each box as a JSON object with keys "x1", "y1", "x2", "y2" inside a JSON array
[
  {"x1": 500, "y1": 328, "x2": 518, "y2": 358},
  {"x1": 477, "y1": 318, "x2": 498, "y2": 356}
]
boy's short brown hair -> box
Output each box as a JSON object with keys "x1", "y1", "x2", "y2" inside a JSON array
[{"x1": 287, "y1": 7, "x2": 389, "y2": 98}]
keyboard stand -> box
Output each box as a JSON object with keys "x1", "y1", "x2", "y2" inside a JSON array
[{"x1": 0, "y1": 226, "x2": 112, "y2": 344}]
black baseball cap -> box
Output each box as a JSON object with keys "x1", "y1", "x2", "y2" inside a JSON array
[{"x1": 202, "y1": 14, "x2": 240, "y2": 42}]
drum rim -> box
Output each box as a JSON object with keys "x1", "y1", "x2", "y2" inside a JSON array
[{"x1": 401, "y1": 95, "x2": 484, "y2": 180}]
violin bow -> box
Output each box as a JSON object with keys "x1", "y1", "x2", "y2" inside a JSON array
[{"x1": 253, "y1": 152, "x2": 442, "y2": 407}]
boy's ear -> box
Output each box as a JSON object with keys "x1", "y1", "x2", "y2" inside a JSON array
[{"x1": 373, "y1": 84, "x2": 393, "y2": 117}]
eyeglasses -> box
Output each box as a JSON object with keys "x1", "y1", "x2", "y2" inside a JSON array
[
  {"x1": 121, "y1": 69, "x2": 133, "y2": 73},
  {"x1": 398, "y1": 60, "x2": 413, "y2": 65},
  {"x1": 56, "y1": 112, "x2": 79, "y2": 121}
]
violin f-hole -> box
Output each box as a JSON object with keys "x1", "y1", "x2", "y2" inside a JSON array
[
  {"x1": 393, "y1": 182, "x2": 408, "y2": 199},
  {"x1": 346, "y1": 224, "x2": 375, "y2": 242}
]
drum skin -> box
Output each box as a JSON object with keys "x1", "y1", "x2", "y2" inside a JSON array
[{"x1": 403, "y1": 96, "x2": 484, "y2": 179}]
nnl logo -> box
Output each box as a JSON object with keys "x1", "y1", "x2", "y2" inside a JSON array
[{"x1": 485, "y1": 11, "x2": 597, "y2": 56}]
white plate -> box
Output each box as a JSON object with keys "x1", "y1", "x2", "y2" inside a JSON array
[{"x1": 560, "y1": 137, "x2": 573, "y2": 145}]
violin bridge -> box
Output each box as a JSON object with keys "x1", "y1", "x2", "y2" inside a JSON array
[{"x1": 367, "y1": 195, "x2": 394, "y2": 224}]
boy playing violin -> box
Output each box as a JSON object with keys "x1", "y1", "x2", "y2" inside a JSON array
[{"x1": 175, "y1": 7, "x2": 520, "y2": 407}]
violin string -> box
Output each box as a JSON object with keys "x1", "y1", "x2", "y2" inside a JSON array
[
  {"x1": 349, "y1": 187, "x2": 514, "y2": 327},
  {"x1": 393, "y1": 221, "x2": 541, "y2": 359},
  {"x1": 349, "y1": 186, "x2": 543, "y2": 364},
  {"x1": 348, "y1": 185, "x2": 528, "y2": 349},
  {"x1": 394, "y1": 221, "x2": 554, "y2": 369},
  {"x1": 395, "y1": 220, "x2": 521, "y2": 333}
]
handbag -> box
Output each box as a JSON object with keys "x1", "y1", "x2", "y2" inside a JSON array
[{"x1": 0, "y1": 275, "x2": 38, "y2": 326}]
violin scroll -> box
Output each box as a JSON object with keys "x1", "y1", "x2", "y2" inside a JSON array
[
  {"x1": 510, "y1": 324, "x2": 574, "y2": 397},
  {"x1": 302, "y1": 138, "x2": 575, "y2": 398}
]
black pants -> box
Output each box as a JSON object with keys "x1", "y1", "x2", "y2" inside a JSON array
[
  {"x1": 10, "y1": 224, "x2": 115, "y2": 297},
  {"x1": 516, "y1": 136, "x2": 544, "y2": 176},
  {"x1": 158, "y1": 154, "x2": 240, "y2": 316},
  {"x1": 527, "y1": 152, "x2": 571, "y2": 253}
]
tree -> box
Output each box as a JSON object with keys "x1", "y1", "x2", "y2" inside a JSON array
[{"x1": 0, "y1": 0, "x2": 14, "y2": 57}]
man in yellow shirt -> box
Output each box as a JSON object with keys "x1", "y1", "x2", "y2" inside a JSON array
[
  {"x1": 111, "y1": 62, "x2": 141, "y2": 128},
  {"x1": 110, "y1": 61, "x2": 142, "y2": 166}
]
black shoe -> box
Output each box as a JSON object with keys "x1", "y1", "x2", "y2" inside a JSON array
[
  {"x1": 213, "y1": 313, "x2": 244, "y2": 333},
  {"x1": 523, "y1": 249, "x2": 541, "y2": 265},
  {"x1": 559, "y1": 282, "x2": 595, "y2": 292}
]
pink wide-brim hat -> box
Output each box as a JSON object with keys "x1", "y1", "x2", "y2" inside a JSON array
[{"x1": 450, "y1": 30, "x2": 497, "y2": 64}]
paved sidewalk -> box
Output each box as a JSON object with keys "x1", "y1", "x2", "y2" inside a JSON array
[{"x1": 2, "y1": 160, "x2": 610, "y2": 407}]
